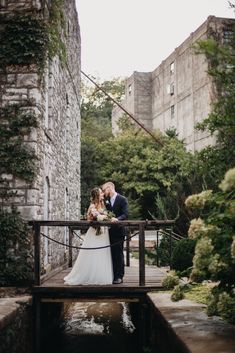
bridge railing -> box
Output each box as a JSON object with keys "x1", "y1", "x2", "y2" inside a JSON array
[{"x1": 29, "y1": 220, "x2": 175, "y2": 287}]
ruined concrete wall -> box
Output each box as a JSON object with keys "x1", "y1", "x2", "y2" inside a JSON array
[
  {"x1": 112, "y1": 71, "x2": 152, "y2": 133},
  {"x1": 112, "y1": 16, "x2": 235, "y2": 152},
  {"x1": 151, "y1": 17, "x2": 214, "y2": 152}
]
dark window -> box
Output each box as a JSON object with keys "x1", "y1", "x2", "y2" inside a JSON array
[
  {"x1": 223, "y1": 29, "x2": 233, "y2": 44},
  {"x1": 170, "y1": 105, "x2": 175, "y2": 119}
]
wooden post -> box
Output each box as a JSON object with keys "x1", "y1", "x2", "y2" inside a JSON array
[
  {"x1": 68, "y1": 227, "x2": 73, "y2": 267},
  {"x1": 34, "y1": 223, "x2": 41, "y2": 286},
  {"x1": 169, "y1": 227, "x2": 173, "y2": 269},
  {"x1": 33, "y1": 295, "x2": 41, "y2": 353},
  {"x1": 126, "y1": 228, "x2": 130, "y2": 267},
  {"x1": 139, "y1": 223, "x2": 145, "y2": 286},
  {"x1": 156, "y1": 230, "x2": 159, "y2": 267}
]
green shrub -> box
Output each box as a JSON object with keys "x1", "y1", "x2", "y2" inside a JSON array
[
  {"x1": 186, "y1": 168, "x2": 235, "y2": 323},
  {"x1": 171, "y1": 284, "x2": 185, "y2": 301},
  {"x1": 162, "y1": 271, "x2": 179, "y2": 289},
  {"x1": 0, "y1": 208, "x2": 33, "y2": 285},
  {"x1": 207, "y1": 293, "x2": 219, "y2": 317},
  {"x1": 171, "y1": 238, "x2": 196, "y2": 273},
  {"x1": 155, "y1": 235, "x2": 177, "y2": 267},
  {"x1": 217, "y1": 292, "x2": 235, "y2": 324}
]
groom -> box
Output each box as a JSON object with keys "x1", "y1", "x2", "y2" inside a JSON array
[{"x1": 102, "y1": 182, "x2": 128, "y2": 284}]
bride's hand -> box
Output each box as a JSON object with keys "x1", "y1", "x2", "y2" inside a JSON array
[{"x1": 97, "y1": 214, "x2": 108, "y2": 221}]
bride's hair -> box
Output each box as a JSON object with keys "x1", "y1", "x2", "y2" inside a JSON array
[{"x1": 90, "y1": 187, "x2": 102, "y2": 207}]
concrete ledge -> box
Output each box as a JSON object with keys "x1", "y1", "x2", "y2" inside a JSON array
[
  {"x1": 0, "y1": 296, "x2": 31, "y2": 330},
  {"x1": 147, "y1": 293, "x2": 235, "y2": 353}
]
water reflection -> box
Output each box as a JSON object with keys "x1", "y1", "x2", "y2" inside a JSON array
[{"x1": 43, "y1": 302, "x2": 138, "y2": 353}]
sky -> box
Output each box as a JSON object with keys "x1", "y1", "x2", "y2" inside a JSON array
[{"x1": 76, "y1": 0, "x2": 234, "y2": 80}]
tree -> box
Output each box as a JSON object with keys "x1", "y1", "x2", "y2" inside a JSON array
[
  {"x1": 181, "y1": 9, "x2": 235, "y2": 322},
  {"x1": 99, "y1": 127, "x2": 196, "y2": 233},
  {"x1": 194, "y1": 20, "x2": 235, "y2": 188},
  {"x1": 81, "y1": 77, "x2": 125, "y2": 134},
  {"x1": 80, "y1": 77, "x2": 125, "y2": 212}
]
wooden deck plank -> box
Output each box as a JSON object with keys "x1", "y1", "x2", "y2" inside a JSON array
[{"x1": 34, "y1": 265, "x2": 167, "y2": 297}]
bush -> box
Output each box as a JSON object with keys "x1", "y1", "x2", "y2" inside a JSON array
[
  {"x1": 207, "y1": 288, "x2": 235, "y2": 324},
  {"x1": 155, "y1": 234, "x2": 177, "y2": 267},
  {"x1": 171, "y1": 238, "x2": 196, "y2": 273},
  {"x1": 186, "y1": 168, "x2": 235, "y2": 323},
  {"x1": 217, "y1": 292, "x2": 235, "y2": 324},
  {"x1": 0, "y1": 208, "x2": 33, "y2": 285},
  {"x1": 162, "y1": 271, "x2": 179, "y2": 289},
  {"x1": 171, "y1": 284, "x2": 185, "y2": 301}
]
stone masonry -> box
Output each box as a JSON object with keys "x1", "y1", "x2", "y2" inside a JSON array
[
  {"x1": 0, "y1": 0, "x2": 81, "y2": 271},
  {"x1": 112, "y1": 16, "x2": 235, "y2": 152}
]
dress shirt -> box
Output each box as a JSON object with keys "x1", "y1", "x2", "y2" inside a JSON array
[{"x1": 110, "y1": 192, "x2": 117, "y2": 207}]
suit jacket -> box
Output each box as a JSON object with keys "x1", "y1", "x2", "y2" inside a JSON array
[{"x1": 105, "y1": 193, "x2": 128, "y2": 239}]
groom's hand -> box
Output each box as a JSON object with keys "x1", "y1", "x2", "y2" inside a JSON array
[{"x1": 111, "y1": 217, "x2": 118, "y2": 223}]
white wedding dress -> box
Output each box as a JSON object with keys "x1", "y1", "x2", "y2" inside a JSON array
[{"x1": 64, "y1": 205, "x2": 113, "y2": 285}]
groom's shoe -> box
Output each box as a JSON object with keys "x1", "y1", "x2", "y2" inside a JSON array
[{"x1": 113, "y1": 278, "x2": 123, "y2": 284}]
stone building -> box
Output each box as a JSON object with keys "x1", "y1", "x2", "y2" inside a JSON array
[
  {"x1": 0, "y1": 0, "x2": 81, "y2": 271},
  {"x1": 112, "y1": 16, "x2": 235, "y2": 152}
]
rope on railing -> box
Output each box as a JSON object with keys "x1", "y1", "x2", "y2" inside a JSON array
[
  {"x1": 157, "y1": 229, "x2": 184, "y2": 241},
  {"x1": 40, "y1": 230, "x2": 140, "y2": 250},
  {"x1": 72, "y1": 230, "x2": 84, "y2": 241}
]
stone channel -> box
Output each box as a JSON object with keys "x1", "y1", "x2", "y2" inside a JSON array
[{"x1": 0, "y1": 293, "x2": 235, "y2": 353}]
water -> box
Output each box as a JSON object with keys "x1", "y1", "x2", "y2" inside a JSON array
[{"x1": 43, "y1": 301, "x2": 139, "y2": 353}]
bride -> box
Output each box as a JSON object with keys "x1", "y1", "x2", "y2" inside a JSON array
[{"x1": 64, "y1": 187, "x2": 113, "y2": 285}]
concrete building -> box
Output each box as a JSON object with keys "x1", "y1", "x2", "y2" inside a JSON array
[
  {"x1": 112, "y1": 16, "x2": 235, "y2": 151},
  {"x1": 0, "y1": 0, "x2": 81, "y2": 271}
]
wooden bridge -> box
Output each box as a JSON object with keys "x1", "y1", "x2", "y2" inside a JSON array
[
  {"x1": 29, "y1": 220, "x2": 174, "y2": 353},
  {"x1": 29, "y1": 220, "x2": 175, "y2": 300}
]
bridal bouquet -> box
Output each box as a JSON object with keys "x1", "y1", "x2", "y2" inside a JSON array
[{"x1": 95, "y1": 210, "x2": 115, "y2": 235}]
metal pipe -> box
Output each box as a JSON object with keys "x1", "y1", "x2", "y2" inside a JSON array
[{"x1": 81, "y1": 70, "x2": 163, "y2": 146}]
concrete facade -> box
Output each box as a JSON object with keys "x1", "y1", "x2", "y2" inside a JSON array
[
  {"x1": 112, "y1": 16, "x2": 235, "y2": 151},
  {"x1": 0, "y1": 0, "x2": 81, "y2": 271}
]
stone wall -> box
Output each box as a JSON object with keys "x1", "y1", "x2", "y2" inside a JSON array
[
  {"x1": 0, "y1": 296, "x2": 32, "y2": 353},
  {"x1": 112, "y1": 16, "x2": 235, "y2": 152},
  {"x1": 0, "y1": 0, "x2": 81, "y2": 272}
]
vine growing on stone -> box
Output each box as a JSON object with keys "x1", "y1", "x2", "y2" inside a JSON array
[{"x1": 0, "y1": 0, "x2": 66, "y2": 285}]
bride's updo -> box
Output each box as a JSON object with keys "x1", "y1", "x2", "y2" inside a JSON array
[{"x1": 90, "y1": 187, "x2": 101, "y2": 206}]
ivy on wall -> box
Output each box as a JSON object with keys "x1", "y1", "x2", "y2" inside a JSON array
[
  {"x1": 0, "y1": 103, "x2": 38, "y2": 184},
  {"x1": 48, "y1": 0, "x2": 67, "y2": 65},
  {"x1": 0, "y1": 0, "x2": 66, "y2": 285},
  {"x1": 0, "y1": 0, "x2": 66, "y2": 72},
  {"x1": 0, "y1": 15, "x2": 49, "y2": 72},
  {"x1": 0, "y1": 102, "x2": 39, "y2": 285}
]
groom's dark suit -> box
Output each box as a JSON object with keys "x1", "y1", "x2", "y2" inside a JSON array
[{"x1": 106, "y1": 194, "x2": 128, "y2": 281}]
